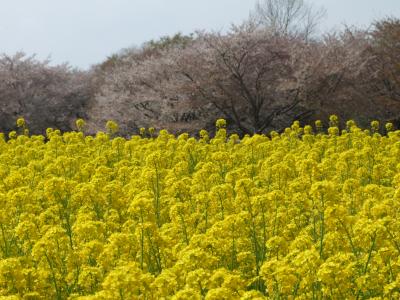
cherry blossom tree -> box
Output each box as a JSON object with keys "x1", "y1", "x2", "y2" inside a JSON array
[{"x1": 0, "y1": 52, "x2": 90, "y2": 134}]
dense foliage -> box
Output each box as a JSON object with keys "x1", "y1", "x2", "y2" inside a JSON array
[
  {"x1": 1, "y1": 117, "x2": 400, "y2": 299},
  {"x1": 1, "y1": 16, "x2": 400, "y2": 136}
]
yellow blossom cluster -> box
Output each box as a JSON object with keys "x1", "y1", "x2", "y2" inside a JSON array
[{"x1": 1, "y1": 118, "x2": 400, "y2": 299}]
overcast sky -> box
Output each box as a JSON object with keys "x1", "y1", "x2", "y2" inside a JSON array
[{"x1": 0, "y1": 0, "x2": 399, "y2": 69}]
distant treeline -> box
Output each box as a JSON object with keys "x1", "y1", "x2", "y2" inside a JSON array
[{"x1": 0, "y1": 0, "x2": 399, "y2": 135}]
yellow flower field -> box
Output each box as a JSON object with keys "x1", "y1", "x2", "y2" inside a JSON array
[{"x1": 1, "y1": 118, "x2": 400, "y2": 299}]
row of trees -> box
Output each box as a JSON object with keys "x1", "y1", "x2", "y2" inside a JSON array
[
  {"x1": 90, "y1": 15, "x2": 400, "y2": 134},
  {"x1": 0, "y1": 0, "x2": 399, "y2": 135}
]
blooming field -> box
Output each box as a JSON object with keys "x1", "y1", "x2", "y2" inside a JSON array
[{"x1": 1, "y1": 118, "x2": 400, "y2": 299}]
